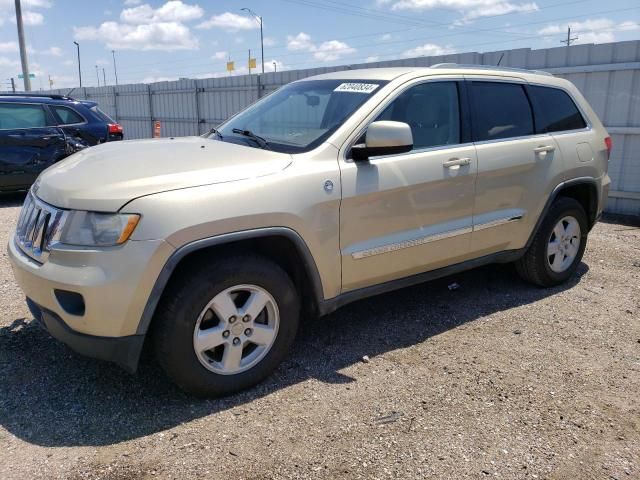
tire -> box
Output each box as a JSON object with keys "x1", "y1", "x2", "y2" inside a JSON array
[
  {"x1": 515, "y1": 196, "x2": 588, "y2": 287},
  {"x1": 153, "y1": 253, "x2": 300, "y2": 397}
]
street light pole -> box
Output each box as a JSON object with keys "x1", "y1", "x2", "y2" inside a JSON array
[
  {"x1": 112, "y1": 50, "x2": 119, "y2": 85},
  {"x1": 273, "y1": 61, "x2": 276, "y2": 73},
  {"x1": 14, "y1": 0, "x2": 32, "y2": 91},
  {"x1": 73, "y1": 41, "x2": 82, "y2": 87},
  {"x1": 95, "y1": 65, "x2": 100, "y2": 87},
  {"x1": 241, "y1": 7, "x2": 264, "y2": 74},
  {"x1": 102, "y1": 68, "x2": 106, "y2": 86}
]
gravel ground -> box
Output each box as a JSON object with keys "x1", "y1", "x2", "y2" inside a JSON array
[{"x1": 0, "y1": 192, "x2": 638, "y2": 480}]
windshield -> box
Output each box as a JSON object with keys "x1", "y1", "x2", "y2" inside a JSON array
[{"x1": 213, "y1": 79, "x2": 388, "y2": 153}]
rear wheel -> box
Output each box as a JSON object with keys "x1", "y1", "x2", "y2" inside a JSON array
[
  {"x1": 516, "y1": 197, "x2": 588, "y2": 287},
  {"x1": 153, "y1": 254, "x2": 300, "y2": 397}
]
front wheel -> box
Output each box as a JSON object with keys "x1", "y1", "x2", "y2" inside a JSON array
[
  {"x1": 516, "y1": 197, "x2": 588, "y2": 287},
  {"x1": 153, "y1": 254, "x2": 300, "y2": 397}
]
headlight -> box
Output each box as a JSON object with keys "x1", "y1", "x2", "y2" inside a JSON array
[{"x1": 60, "y1": 212, "x2": 140, "y2": 247}]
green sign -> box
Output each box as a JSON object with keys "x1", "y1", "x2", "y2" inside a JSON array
[{"x1": 18, "y1": 73, "x2": 36, "y2": 79}]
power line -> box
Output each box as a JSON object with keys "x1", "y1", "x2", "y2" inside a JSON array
[
  {"x1": 117, "y1": 23, "x2": 634, "y2": 83},
  {"x1": 102, "y1": 0, "x2": 591, "y2": 75},
  {"x1": 113, "y1": 5, "x2": 639, "y2": 80}
]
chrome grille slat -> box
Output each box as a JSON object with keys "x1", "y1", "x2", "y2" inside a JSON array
[{"x1": 14, "y1": 192, "x2": 66, "y2": 264}]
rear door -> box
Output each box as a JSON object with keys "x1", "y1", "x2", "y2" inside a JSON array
[
  {"x1": 468, "y1": 78, "x2": 565, "y2": 255},
  {"x1": 0, "y1": 102, "x2": 66, "y2": 190},
  {"x1": 48, "y1": 104, "x2": 99, "y2": 146}
]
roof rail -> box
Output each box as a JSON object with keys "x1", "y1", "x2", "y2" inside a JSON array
[
  {"x1": 0, "y1": 93, "x2": 75, "y2": 100},
  {"x1": 429, "y1": 63, "x2": 553, "y2": 77}
]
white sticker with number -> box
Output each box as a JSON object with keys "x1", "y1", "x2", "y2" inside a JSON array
[{"x1": 334, "y1": 83, "x2": 380, "y2": 94}]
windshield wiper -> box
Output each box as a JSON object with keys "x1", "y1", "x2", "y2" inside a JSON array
[
  {"x1": 232, "y1": 128, "x2": 271, "y2": 150},
  {"x1": 203, "y1": 127, "x2": 223, "y2": 140}
]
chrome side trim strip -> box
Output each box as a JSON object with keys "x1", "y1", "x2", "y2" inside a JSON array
[
  {"x1": 473, "y1": 215, "x2": 523, "y2": 232},
  {"x1": 351, "y1": 214, "x2": 524, "y2": 260},
  {"x1": 351, "y1": 226, "x2": 472, "y2": 260}
]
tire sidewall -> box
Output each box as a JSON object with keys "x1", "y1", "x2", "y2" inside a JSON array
[
  {"x1": 156, "y1": 257, "x2": 299, "y2": 396},
  {"x1": 538, "y1": 199, "x2": 588, "y2": 284}
]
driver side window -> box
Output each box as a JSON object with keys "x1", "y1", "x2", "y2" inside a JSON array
[{"x1": 376, "y1": 81, "x2": 460, "y2": 150}]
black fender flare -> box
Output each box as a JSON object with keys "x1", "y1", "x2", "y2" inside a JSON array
[
  {"x1": 525, "y1": 176, "x2": 599, "y2": 250},
  {"x1": 136, "y1": 227, "x2": 325, "y2": 335}
]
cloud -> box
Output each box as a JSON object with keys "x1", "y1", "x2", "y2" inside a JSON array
[
  {"x1": 380, "y1": 33, "x2": 393, "y2": 41},
  {"x1": 124, "y1": 0, "x2": 142, "y2": 5},
  {"x1": 263, "y1": 36, "x2": 277, "y2": 47},
  {"x1": 0, "y1": 41, "x2": 18, "y2": 53},
  {"x1": 120, "y1": 1, "x2": 203, "y2": 24},
  {"x1": 197, "y1": 12, "x2": 260, "y2": 31},
  {"x1": 378, "y1": 0, "x2": 538, "y2": 24},
  {"x1": 0, "y1": 0, "x2": 51, "y2": 26},
  {"x1": 74, "y1": 1, "x2": 203, "y2": 51},
  {"x1": 365, "y1": 55, "x2": 380, "y2": 62},
  {"x1": 42, "y1": 46, "x2": 62, "y2": 56},
  {"x1": 401, "y1": 43, "x2": 454, "y2": 57},
  {"x1": 212, "y1": 50, "x2": 227, "y2": 60},
  {"x1": 537, "y1": 18, "x2": 637, "y2": 45},
  {"x1": 0, "y1": 56, "x2": 20, "y2": 68},
  {"x1": 618, "y1": 21, "x2": 640, "y2": 31},
  {"x1": 286, "y1": 32, "x2": 356, "y2": 62},
  {"x1": 74, "y1": 21, "x2": 199, "y2": 51}
]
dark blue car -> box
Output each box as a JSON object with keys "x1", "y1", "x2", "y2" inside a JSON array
[{"x1": 0, "y1": 93, "x2": 123, "y2": 191}]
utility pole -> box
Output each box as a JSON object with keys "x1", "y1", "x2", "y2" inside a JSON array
[
  {"x1": 241, "y1": 8, "x2": 264, "y2": 74},
  {"x1": 48, "y1": 74, "x2": 53, "y2": 89},
  {"x1": 102, "y1": 67, "x2": 106, "y2": 86},
  {"x1": 73, "y1": 41, "x2": 82, "y2": 87},
  {"x1": 14, "y1": 0, "x2": 31, "y2": 91},
  {"x1": 112, "y1": 50, "x2": 119, "y2": 85},
  {"x1": 95, "y1": 65, "x2": 100, "y2": 86},
  {"x1": 248, "y1": 49, "x2": 252, "y2": 76},
  {"x1": 561, "y1": 26, "x2": 578, "y2": 46},
  {"x1": 273, "y1": 61, "x2": 277, "y2": 73}
]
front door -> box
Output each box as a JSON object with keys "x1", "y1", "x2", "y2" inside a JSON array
[{"x1": 339, "y1": 79, "x2": 477, "y2": 292}]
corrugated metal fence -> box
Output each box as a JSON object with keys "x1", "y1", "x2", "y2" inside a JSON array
[{"x1": 43, "y1": 41, "x2": 640, "y2": 215}]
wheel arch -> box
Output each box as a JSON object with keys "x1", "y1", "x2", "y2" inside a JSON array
[
  {"x1": 136, "y1": 227, "x2": 325, "y2": 335},
  {"x1": 526, "y1": 177, "x2": 599, "y2": 249}
]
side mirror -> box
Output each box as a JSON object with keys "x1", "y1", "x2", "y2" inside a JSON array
[{"x1": 351, "y1": 121, "x2": 413, "y2": 162}]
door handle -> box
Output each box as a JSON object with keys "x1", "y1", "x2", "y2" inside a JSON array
[
  {"x1": 533, "y1": 145, "x2": 556, "y2": 154},
  {"x1": 443, "y1": 157, "x2": 471, "y2": 168}
]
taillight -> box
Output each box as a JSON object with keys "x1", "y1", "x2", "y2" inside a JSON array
[
  {"x1": 108, "y1": 123, "x2": 123, "y2": 135},
  {"x1": 604, "y1": 136, "x2": 612, "y2": 160}
]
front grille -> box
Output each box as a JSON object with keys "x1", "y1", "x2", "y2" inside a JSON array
[{"x1": 15, "y1": 193, "x2": 67, "y2": 263}]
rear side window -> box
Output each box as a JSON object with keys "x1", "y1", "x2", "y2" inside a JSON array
[
  {"x1": 91, "y1": 106, "x2": 115, "y2": 123},
  {"x1": 52, "y1": 105, "x2": 84, "y2": 125},
  {"x1": 0, "y1": 103, "x2": 48, "y2": 129},
  {"x1": 471, "y1": 82, "x2": 533, "y2": 141},
  {"x1": 528, "y1": 85, "x2": 586, "y2": 132}
]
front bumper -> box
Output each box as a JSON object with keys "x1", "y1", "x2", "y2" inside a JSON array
[
  {"x1": 27, "y1": 298, "x2": 144, "y2": 373},
  {"x1": 8, "y1": 233, "x2": 174, "y2": 370}
]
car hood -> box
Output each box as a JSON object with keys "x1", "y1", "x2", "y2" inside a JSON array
[{"x1": 35, "y1": 137, "x2": 292, "y2": 211}]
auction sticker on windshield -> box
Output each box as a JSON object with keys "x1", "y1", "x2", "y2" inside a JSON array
[{"x1": 334, "y1": 83, "x2": 380, "y2": 94}]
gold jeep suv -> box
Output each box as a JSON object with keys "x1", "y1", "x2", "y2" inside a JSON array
[{"x1": 8, "y1": 65, "x2": 611, "y2": 396}]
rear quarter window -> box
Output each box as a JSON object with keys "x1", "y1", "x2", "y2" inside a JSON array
[{"x1": 528, "y1": 85, "x2": 586, "y2": 133}]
